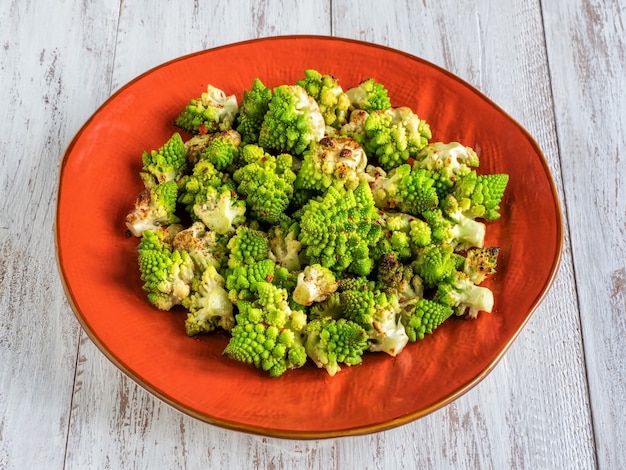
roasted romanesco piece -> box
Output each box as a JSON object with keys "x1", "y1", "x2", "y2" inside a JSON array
[{"x1": 128, "y1": 70, "x2": 509, "y2": 378}]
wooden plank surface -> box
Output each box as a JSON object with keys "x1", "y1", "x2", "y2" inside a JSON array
[
  {"x1": 0, "y1": 0, "x2": 623, "y2": 468},
  {"x1": 543, "y1": 1, "x2": 626, "y2": 469}
]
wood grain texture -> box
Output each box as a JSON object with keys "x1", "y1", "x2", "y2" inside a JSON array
[
  {"x1": 543, "y1": 1, "x2": 626, "y2": 469},
  {"x1": 0, "y1": 1, "x2": 120, "y2": 468},
  {"x1": 1, "y1": 0, "x2": 623, "y2": 468}
]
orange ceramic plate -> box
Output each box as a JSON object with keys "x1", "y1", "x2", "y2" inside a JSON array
[{"x1": 56, "y1": 36, "x2": 562, "y2": 438}]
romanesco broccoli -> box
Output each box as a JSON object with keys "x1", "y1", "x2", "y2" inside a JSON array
[
  {"x1": 175, "y1": 84, "x2": 238, "y2": 134},
  {"x1": 304, "y1": 317, "x2": 369, "y2": 376},
  {"x1": 258, "y1": 84, "x2": 325, "y2": 155},
  {"x1": 296, "y1": 69, "x2": 351, "y2": 130},
  {"x1": 141, "y1": 132, "x2": 188, "y2": 184},
  {"x1": 183, "y1": 265, "x2": 234, "y2": 336},
  {"x1": 294, "y1": 136, "x2": 368, "y2": 192},
  {"x1": 345, "y1": 78, "x2": 391, "y2": 112},
  {"x1": 223, "y1": 282, "x2": 308, "y2": 377},
  {"x1": 235, "y1": 78, "x2": 272, "y2": 144},
  {"x1": 137, "y1": 228, "x2": 195, "y2": 310},
  {"x1": 125, "y1": 180, "x2": 180, "y2": 237},
  {"x1": 292, "y1": 264, "x2": 339, "y2": 306}
]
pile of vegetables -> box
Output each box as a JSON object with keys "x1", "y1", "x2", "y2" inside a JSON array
[{"x1": 125, "y1": 69, "x2": 509, "y2": 377}]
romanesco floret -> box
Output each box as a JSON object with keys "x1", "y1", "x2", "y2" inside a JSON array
[
  {"x1": 400, "y1": 298, "x2": 454, "y2": 342},
  {"x1": 177, "y1": 159, "x2": 229, "y2": 216},
  {"x1": 268, "y1": 220, "x2": 303, "y2": 272},
  {"x1": 137, "y1": 228, "x2": 195, "y2": 310},
  {"x1": 141, "y1": 132, "x2": 188, "y2": 184},
  {"x1": 296, "y1": 69, "x2": 351, "y2": 130},
  {"x1": 375, "y1": 253, "x2": 423, "y2": 304},
  {"x1": 304, "y1": 317, "x2": 369, "y2": 376},
  {"x1": 462, "y1": 246, "x2": 500, "y2": 284},
  {"x1": 434, "y1": 271, "x2": 495, "y2": 319},
  {"x1": 175, "y1": 84, "x2": 238, "y2": 134},
  {"x1": 455, "y1": 171, "x2": 509, "y2": 221},
  {"x1": 223, "y1": 282, "x2": 308, "y2": 377},
  {"x1": 226, "y1": 225, "x2": 270, "y2": 268},
  {"x1": 414, "y1": 141, "x2": 480, "y2": 198},
  {"x1": 172, "y1": 221, "x2": 229, "y2": 273},
  {"x1": 192, "y1": 185, "x2": 246, "y2": 235},
  {"x1": 225, "y1": 258, "x2": 276, "y2": 302},
  {"x1": 292, "y1": 264, "x2": 339, "y2": 306},
  {"x1": 196, "y1": 129, "x2": 241, "y2": 171},
  {"x1": 183, "y1": 265, "x2": 234, "y2": 336},
  {"x1": 233, "y1": 147, "x2": 296, "y2": 224},
  {"x1": 298, "y1": 180, "x2": 383, "y2": 276},
  {"x1": 339, "y1": 288, "x2": 409, "y2": 356},
  {"x1": 363, "y1": 107, "x2": 431, "y2": 171},
  {"x1": 294, "y1": 136, "x2": 368, "y2": 192},
  {"x1": 125, "y1": 180, "x2": 180, "y2": 237},
  {"x1": 235, "y1": 78, "x2": 272, "y2": 144},
  {"x1": 345, "y1": 77, "x2": 391, "y2": 112},
  {"x1": 258, "y1": 84, "x2": 325, "y2": 155},
  {"x1": 368, "y1": 164, "x2": 439, "y2": 215},
  {"x1": 439, "y1": 194, "x2": 486, "y2": 250},
  {"x1": 413, "y1": 244, "x2": 460, "y2": 288}
]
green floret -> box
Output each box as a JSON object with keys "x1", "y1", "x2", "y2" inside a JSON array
[
  {"x1": 414, "y1": 141, "x2": 480, "y2": 197},
  {"x1": 196, "y1": 129, "x2": 241, "y2": 171},
  {"x1": 137, "y1": 229, "x2": 195, "y2": 310},
  {"x1": 413, "y1": 244, "x2": 460, "y2": 288},
  {"x1": 225, "y1": 258, "x2": 276, "y2": 302},
  {"x1": 125, "y1": 180, "x2": 180, "y2": 237},
  {"x1": 308, "y1": 291, "x2": 344, "y2": 320},
  {"x1": 174, "y1": 84, "x2": 239, "y2": 134},
  {"x1": 363, "y1": 107, "x2": 431, "y2": 171},
  {"x1": 226, "y1": 225, "x2": 270, "y2": 268},
  {"x1": 304, "y1": 317, "x2": 369, "y2": 376},
  {"x1": 235, "y1": 78, "x2": 272, "y2": 144},
  {"x1": 380, "y1": 211, "x2": 432, "y2": 249},
  {"x1": 368, "y1": 164, "x2": 439, "y2": 215},
  {"x1": 294, "y1": 136, "x2": 368, "y2": 192},
  {"x1": 258, "y1": 84, "x2": 326, "y2": 155},
  {"x1": 177, "y1": 159, "x2": 229, "y2": 216},
  {"x1": 421, "y1": 199, "x2": 486, "y2": 252},
  {"x1": 268, "y1": 220, "x2": 303, "y2": 272},
  {"x1": 375, "y1": 253, "x2": 423, "y2": 304},
  {"x1": 337, "y1": 276, "x2": 375, "y2": 292},
  {"x1": 455, "y1": 171, "x2": 509, "y2": 221},
  {"x1": 339, "y1": 109, "x2": 369, "y2": 145},
  {"x1": 192, "y1": 185, "x2": 246, "y2": 235},
  {"x1": 345, "y1": 77, "x2": 391, "y2": 112},
  {"x1": 182, "y1": 265, "x2": 234, "y2": 336},
  {"x1": 296, "y1": 69, "x2": 351, "y2": 129},
  {"x1": 298, "y1": 180, "x2": 383, "y2": 276},
  {"x1": 223, "y1": 282, "x2": 308, "y2": 377},
  {"x1": 172, "y1": 221, "x2": 229, "y2": 273},
  {"x1": 292, "y1": 264, "x2": 339, "y2": 306},
  {"x1": 400, "y1": 298, "x2": 454, "y2": 342},
  {"x1": 141, "y1": 132, "x2": 188, "y2": 184},
  {"x1": 439, "y1": 194, "x2": 487, "y2": 250},
  {"x1": 233, "y1": 146, "x2": 296, "y2": 224},
  {"x1": 339, "y1": 288, "x2": 409, "y2": 356},
  {"x1": 434, "y1": 271, "x2": 495, "y2": 319},
  {"x1": 462, "y1": 246, "x2": 500, "y2": 284}
]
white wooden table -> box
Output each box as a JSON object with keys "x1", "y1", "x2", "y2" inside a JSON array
[{"x1": 1, "y1": 1, "x2": 624, "y2": 468}]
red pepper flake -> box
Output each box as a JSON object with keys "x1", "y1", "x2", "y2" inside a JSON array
[
  {"x1": 407, "y1": 157, "x2": 416, "y2": 166},
  {"x1": 197, "y1": 124, "x2": 208, "y2": 135},
  {"x1": 266, "y1": 274, "x2": 274, "y2": 282}
]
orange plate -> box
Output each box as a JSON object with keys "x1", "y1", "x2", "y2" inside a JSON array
[{"x1": 55, "y1": 36, "x2": 562, "y2": 438}]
